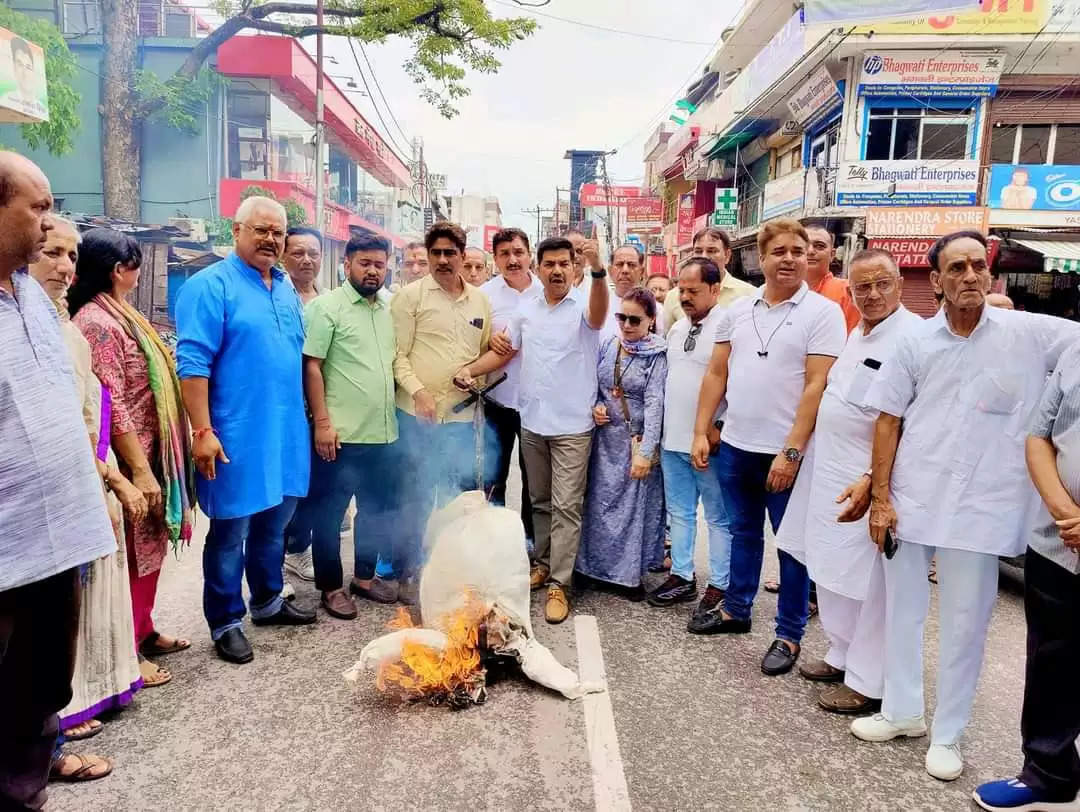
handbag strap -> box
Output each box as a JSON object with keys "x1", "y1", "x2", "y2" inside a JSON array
[{"x1": 614, "y1": 343, "x2": 633, "y2": 425}]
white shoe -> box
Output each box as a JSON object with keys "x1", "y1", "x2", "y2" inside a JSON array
[
  {"x1": 926, "y1": 744, "x2": 963, "y2": 781},
  {"x1": 281, "y1": 565, "x2": 296, "y2": 601},
  {"x1": 285, "y1": 549, "x2": 315, "y2": 581},
  {"x1": 850, "y1": 712, "x2": 928, "y2": 742}
]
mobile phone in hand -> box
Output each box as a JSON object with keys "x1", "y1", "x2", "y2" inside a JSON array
[{"x1": 884, "y1": 528, "x2": 899, "y2": 560}]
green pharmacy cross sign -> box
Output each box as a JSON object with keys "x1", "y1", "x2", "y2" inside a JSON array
[{"x1": 712, "y1": 188, "x2": 738, "y2": 227}]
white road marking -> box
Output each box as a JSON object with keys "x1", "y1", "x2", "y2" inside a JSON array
[{"x1": 574, "y1": 615, "x2": 631, "y2": 812}]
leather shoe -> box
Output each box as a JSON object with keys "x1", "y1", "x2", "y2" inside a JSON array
[
  {"x1": 647, "y1": 575, "x2": 697, "y2": 607},
  {"x1": 530, "y1": 563, "x2": 550, "y2": 590},
  {"x1": 215, "y1": 628, "x2": 253, "y2": 664},
  {"x1": 252, "y1": 600, "x2": 317, "y2": 626},
  {"x1": 350, "y1": 576, "x2": 398, "y2": 604},
  {"x1": 321, "y1": 589, "x2": 357, "y2": 620},
  {"x1": 818, "y1": 683, "x2": 881, "y2": 715},
  {"x1": 761, "y1": 639, "x2": 800, "y2": 676},
  {"x1": 687, "y1": 605, "x2": 750, "y2": 635},
  {"x1": 798, "y1": 658, "x2": 845, "y2": 682}
]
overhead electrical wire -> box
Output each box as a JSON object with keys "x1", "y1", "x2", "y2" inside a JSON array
[
  {"x1": 354, "y1": 39, "x2": 413, "y2": 148},
  {"x1": 346, "y1": 36, "x2": 413, "y2": 164},
  {"x1": 488, "y1": 0, "x2": 718, "y2": 46}
]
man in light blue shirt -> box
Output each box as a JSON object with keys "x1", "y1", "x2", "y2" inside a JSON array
[
  {"x1": 0, "y1": 153, "x2": 116, "y2": 809},
  {"x1": 176, "y1": 196, "x2": 316, "y2": 665}
]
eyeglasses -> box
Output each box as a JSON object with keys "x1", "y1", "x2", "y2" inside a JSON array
[
  {"x1": 614, "y1": 313, "x2": 643, "y2": 327},
  {"x1": 240, "y1": 223, "x2": 286, "y2": 241},
  {"x1": 684, "y1": 322, "x2": 703, "y2": 353},
  {"x1": 852, "y1": 278, "x2": 898, "y2": 297}
]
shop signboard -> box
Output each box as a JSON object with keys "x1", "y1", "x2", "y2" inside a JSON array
[
  {"x1": 742, "y1": 11, "x2": 806, "y2": 109},
  {"x1": 867, "y1": 237, "x2": 936, "y2": 267},
  {"x1": 762, "y1": 171, "x2": 806, "y2": 220},
  {"x1": 482, "y1": 225, "x2": 499, "y2": 253},
  {"x1": 0, "y1": 27, "x2": 48, "y2": 123},
  {"x1": 625, "y1": 197, "x2": 663, "y2": 229},
  {"x1": 865, "y1": 206, "x2": 989, "y2": 236},
  {"x1": 579, "y1": 183, "x2": 646, "y2": 208},
  {"x1": 805, "y1": 0, "x2": 972, "y2": 24},
  {"x1": 853, "y1": 0, "x2": 1051, "y2": 34},
  {"x1": 988, "y1": 209, "x2": 1080, "y2": 228},
  {"x1": 987, "y1": 164, "x2": 1080, "y2": 211},
  {"x1": 787, "y1": 67, "x2": 841, "y2": 127},
  {"x1": 712, "y1": 187, "x2": 738, "y2": 227},
  {"x1": 858, "y1": 49, "x2": 1004, "y2": 97},
  {"x1": 676, "y1": 193, "x2": 696, "y2": 245},
  {"x1": 835, "y1": 160, "x2": 980, "y2": 206}
]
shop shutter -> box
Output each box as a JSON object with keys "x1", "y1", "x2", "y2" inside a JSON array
[
  {"x1": 989, "y1": 87, "x2": 1080, "y2": 126},
  {"x1": 900, "y1": 270, "x2": 938, "y2": 318}
]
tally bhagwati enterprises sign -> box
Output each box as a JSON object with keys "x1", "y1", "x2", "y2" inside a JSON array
[
  {"x1": 858, "y1": 49, "x2": 1004, "y2": 97},
  {"x1": 836, "y1": 160, "x2": 980, "y2": 206}
]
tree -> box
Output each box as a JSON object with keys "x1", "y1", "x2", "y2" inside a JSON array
[{"x1": 96, "y1": 0, "x2": 543, "y2": 220}]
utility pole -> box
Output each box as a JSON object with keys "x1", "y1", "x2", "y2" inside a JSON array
[
  {"x1": 313, "y1": 0, "x2": 326, "y2": 280},
  {"x1": 521, "y1": 204, "x2": 554, "y2": 249}
]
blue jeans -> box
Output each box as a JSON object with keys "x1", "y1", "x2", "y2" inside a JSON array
[
  {"x1": 307, "y1": 443, "x2": 399, "y2": 592},
  {"x1": 203, "y1": 498, "x2": 298, "y2": 640},
  {"x1": 714, "y1": 442, "x2": 809, "y2": 644},
  {"x1": 661, "y1": 449, "x2": 733, "y2": 590},
  {"x1": 393, "y1": 410, "x2": 476, "y2": 578}
]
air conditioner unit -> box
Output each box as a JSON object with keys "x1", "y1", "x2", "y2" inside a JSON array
[{"x1": 169, "y1": 217, "x2": 208, "y2": 243}]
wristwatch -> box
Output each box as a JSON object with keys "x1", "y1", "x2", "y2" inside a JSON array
[
  {"x1": 782, "y1": 447, "x2": 803, "y2": 463},
  {"x1": 590, "y1": 269, "x2": 607, "y2": 279}
]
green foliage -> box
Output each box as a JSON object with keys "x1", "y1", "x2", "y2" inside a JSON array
[
  {"x1": 240, "y1": 184, "x2": 308, "y2": 228},
  {"x1": 0, "y1": 7, "x2": 81, "y2": 155},
  {"x1": 135, "y1": 67, "x2": 221, "y2": 134}
]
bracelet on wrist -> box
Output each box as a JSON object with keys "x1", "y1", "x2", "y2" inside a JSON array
[{"x1": 590, "y1": 270, "x2": 607, "y2": 279}]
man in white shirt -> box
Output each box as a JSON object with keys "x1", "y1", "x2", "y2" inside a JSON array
[
  {"x1": 690, "y1": 218, "x2": 847, "y2": 676},
  {"x1": 481, "y1": 228, "x2": 543, "y2": 543},
  {"x1": 454, "y1": 236, "x2": 609, "y2": 624},
  {"x1": 603, "y1": 245, "x2": 663, "y2": 338},
  {"x1": 775, "y1": 249, "x2": 923, "y2": 716},
  {"x1": 647, "y1": 256, "x2": 749, "y2": 630},
  {"x1": 852, "y1": 230, "x2": 1079, "y2": 783}
]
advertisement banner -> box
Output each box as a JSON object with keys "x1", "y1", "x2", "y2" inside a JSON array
[
  {"x1": 625, "y1": 197, "x2": 663, "y2": 229},
  {"x1": 676, "y1": 193, "x2": 696, "y2": 246},
  {"x1": 0, "y1": 27, "x2": 48, "y2": 123},
  {"x1": 482, "y1": 225, "x2": 499, "y2": 254},
  {"x1": 835, "y1": 160, "x2": 980, "y2": 206},
  {"x1": 853, "y1": 0, "x2": 1050, "y2": 34},
  {"x1": 858, "y1": 49, "x2": 1003, "y2": 97},
  {"x1": 867, "y1": 237, "x2": 936, "y2": 267},
  {"x1": 987, "y1": 164, "x2": 1080, "y2": 211},
  {"x1": 762, "y1": 171, "x2": 806, "y2": 220},
  {"x1": 579, "y1": 183, "x2": 646, "y2": 208},
  {"x1": 743, "y1": 11, "x2": 806, "y2": 109},
  {"x1": 865, "y1": 206, "x2": 989, "y2": 236},
  {"x1": 788, "y1": 67, "x2": 842, "y2": 127},
  {"x1": 805, "y1": 0, "x2": 974, "y2": 24}
]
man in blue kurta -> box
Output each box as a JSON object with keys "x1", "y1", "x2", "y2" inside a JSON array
[{"x1": 176, "y1": 196, "x2": 316, "y2": 665}]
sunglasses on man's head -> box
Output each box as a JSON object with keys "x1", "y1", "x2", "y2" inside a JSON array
[
  {"x1": 614, "y1": 313, "x2": 643, "y2": 326},
  {"x1": 684, "y1": 322, "x2": 703, "y2": 353}
]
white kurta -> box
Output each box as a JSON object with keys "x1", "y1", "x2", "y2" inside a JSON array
[{"x1": 775, "y1": 306, "x2": 923, "y2": 600}]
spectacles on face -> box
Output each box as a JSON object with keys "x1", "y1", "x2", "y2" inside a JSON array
[
  {"x1": 241, "y1": 223, "x2": 286, "y2": 241},
  {"x1": 614, "y1": 313, "x2": 643, "y2": 327},
  {"x1": 852, "y1": 277, "x2": 898, "y2": 297},
  {"x1": 684, "y1": 322, "x2": 703, "y2": 353}
]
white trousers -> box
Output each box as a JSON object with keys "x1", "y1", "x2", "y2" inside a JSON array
[
  {"x1": 881, "y1": 542, "x2": 999, "y2": 745},
  {"x1": 816, "y1": 554, "x2": 886, "y2": 699}
]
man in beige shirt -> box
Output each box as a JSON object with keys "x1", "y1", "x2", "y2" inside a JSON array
[
  {"x1": 390, "y1": 222, "x2": 492, "y2": 596},
  {"x1": 663, "y1": 227, "x2": 755, "y2": 334}
]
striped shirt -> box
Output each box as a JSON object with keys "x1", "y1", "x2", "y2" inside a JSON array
[
  {"x1": 1029, "y1": 338, "x2": 1080, "y2": 574},
  {"x1": 0, "y1": 270, "x2": 116, "y2": 591}
]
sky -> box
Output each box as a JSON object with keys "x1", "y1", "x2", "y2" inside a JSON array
[{"x1": 319, "y1": 0, "x2": 746, "y2": 237}]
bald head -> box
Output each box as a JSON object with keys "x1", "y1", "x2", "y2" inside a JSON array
[
  {"x1": 0, "y1": 151, "x2": 53, "y2": 276},
  {"x1": 848, "y1": 249, "x2": 902, "y2": 330},
  {"x1": 986, "y1": 292, "x2": 1014, "y2": 310}
]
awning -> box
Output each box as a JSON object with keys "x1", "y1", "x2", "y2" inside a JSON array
[
  {"x1": 704, "y1": 129, "x2": 758, "y2": 159},
  {"x1": 1010, "y1": 238, "x2": 1080, "y2": 273}
]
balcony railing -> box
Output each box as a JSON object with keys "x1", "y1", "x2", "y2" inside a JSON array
[{"x1": 738, "y1": 192, "x2": 763, "y2": 230}]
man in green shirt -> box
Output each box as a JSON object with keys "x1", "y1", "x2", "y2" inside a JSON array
[{"x1": 302, "y1": 233, "x2": 399, "y2": 619}]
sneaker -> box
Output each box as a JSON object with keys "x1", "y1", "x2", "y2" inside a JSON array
[
  {"x1": 280, "y1": 567, "x2": 296, "y2": 601},
  {"x1": 284, "y1": 549, "x2": 315, "y2": 582},
  {"x1": 530, "y1": 562, "x2": 550, "y2": 591},
  {"x1": 974, "y1": 778, "x2": 1080, "y2": 811},
  {"x1": 850, "y1": 712, "x2": 927, "y2": 742},
  {"x1": 647, "y1": 574, "x2": 697, "y2": 607},
  {"x1": 545, "y1": 585, "x2": 570, "y2": 624},
  {"x1": 926, "y1": 743, "x2": 964, "y2": 781}
]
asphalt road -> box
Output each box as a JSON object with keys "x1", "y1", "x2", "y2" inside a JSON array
[{"x1": 51, "y1": 471, "x2": 1028, "y2": 811}]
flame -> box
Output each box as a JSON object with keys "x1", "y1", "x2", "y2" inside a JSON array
[{"x1": 375, "y1": 589, "x2": 489, "y2": 704}]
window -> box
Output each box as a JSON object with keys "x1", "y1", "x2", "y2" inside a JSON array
[
  {"x1": 989, "y1": 123, "x2": 1080, "y2": 164},
  {"x1": 865, "y1": 107, "x2": 974, "y2": 161},
  {"x1": 810, "y1": 122, "x2": 840, "y2": 168},
  {"x1": 227, "y1": 90, "x2": 270, "y2": 180},
  {"x1": 776, "y1": 144, "x2": 801, "y2": 176}
]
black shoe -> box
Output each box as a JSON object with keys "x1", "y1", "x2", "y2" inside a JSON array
[
  {"x1": 687, "y1": 586, "x2": 726, "y2": 631},
  {"x1": 761, "y1": 639, "x2": 800, "y2": 676},
  {"x1": 647, "y1": 575, "x2": 697, "y2": 607},
  {"x1": 215, "y1": 628, "x2": 254, "y2": 664},
  {"x1": 252, "y1": 600, "x2": 317, "y2": 627},
  {"x1": 616, "y1": 583, "x2": 647, "y2": 602},
  {"x1": 687, "y1": 605, "x2": 751, "y2": 635}
]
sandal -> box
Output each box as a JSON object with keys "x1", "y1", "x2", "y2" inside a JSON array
[
  {"x1": 62, "y1": 719, "x2": 103, "y2": 741},
  {"x1": 763, "y1": 580, "x2": 780, "y2": 594},
  {"x1": 51, "y1": 753, "x2": 113, "y2": 783},
  {"x1": 139, "y1": 631, "x2": 191, "y2": 657},
  {"x1": 138, "y1": 656, "x2": 172, "y2": 688}
]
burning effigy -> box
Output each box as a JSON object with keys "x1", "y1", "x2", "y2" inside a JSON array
[{"x1": 345, "y1": 491, "x2": 603, "y2": 709}]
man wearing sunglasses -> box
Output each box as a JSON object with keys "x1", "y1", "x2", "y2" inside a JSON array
[{"x1": 648, "y1": 256, "x2": 747, "y2": 628}]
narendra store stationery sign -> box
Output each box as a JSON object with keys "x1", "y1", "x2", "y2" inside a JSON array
[{"x1": 0, "y1": 27, "x2": 48, "y2": 124}]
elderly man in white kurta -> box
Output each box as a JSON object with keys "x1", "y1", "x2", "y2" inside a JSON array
[
  {"x1": 850, "y1": 231, "x2": 1079, "y2": 783},
  {"x1": 776, "y1": 250, "x2": 922, "y2": 717}
]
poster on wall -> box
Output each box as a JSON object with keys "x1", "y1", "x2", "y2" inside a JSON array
[
  {"x1": 835, "y1": 160, "x2": 980, "y2": 206},
  {"x1": 676, "y1": 193, "x2": 696, "y2": 246},
  {"x1": 857, "y1": 49, "x2": 1003, "y2": 97},
  {"x1": 0, "y1": 27, "x2": 48, "y2": 123},
  {"x1": 804, "y1": 0, "x2": 974, "y2": 24},
  {"x1": 762, "y1": 171, "x2": 806, "y2": 220},
  {"x1": 987, "y1": 164, "x2": 1080, "y2": 211}
]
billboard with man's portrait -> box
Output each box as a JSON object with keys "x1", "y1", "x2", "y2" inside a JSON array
[{"x1": 0, "y1": 26, "x2": 48, "y2": 124}]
